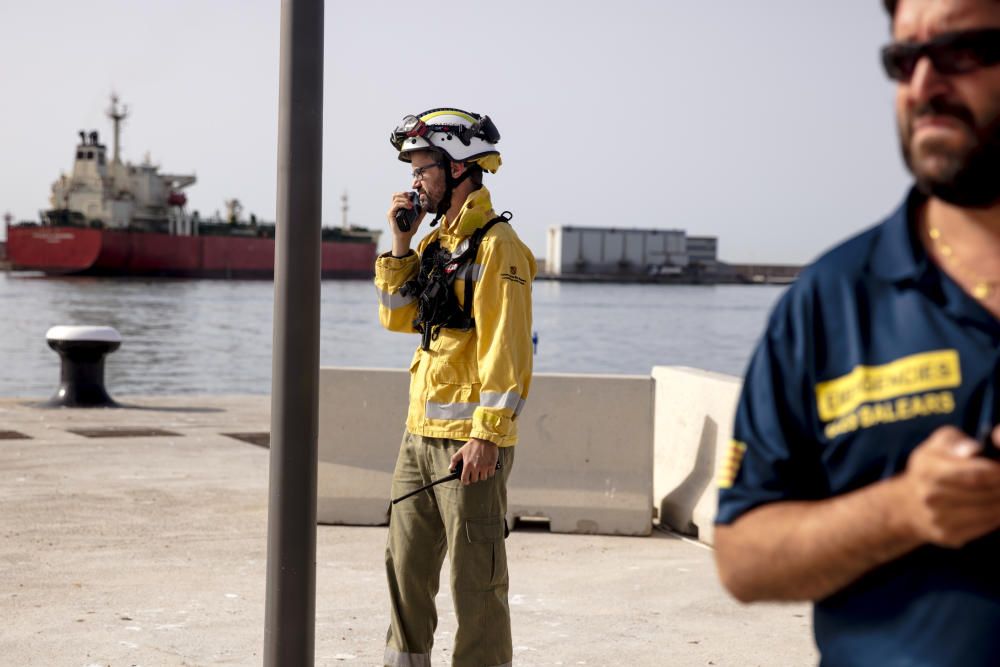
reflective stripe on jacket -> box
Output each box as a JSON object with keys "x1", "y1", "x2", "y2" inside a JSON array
[{"x1": 375, "y1": 186, "x2": 536, "y2": 446}]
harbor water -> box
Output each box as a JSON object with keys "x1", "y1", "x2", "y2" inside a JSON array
[{"x1": 0, "y1": 272, "x2": 786, "y2": 397}]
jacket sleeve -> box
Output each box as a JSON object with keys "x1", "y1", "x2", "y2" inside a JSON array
[
  {"x1": 375, "y1": 251, "x2": 420, "y2": 333},
  {"x1": 471, "y1": 236, "x2": 536, "y2": 444}
]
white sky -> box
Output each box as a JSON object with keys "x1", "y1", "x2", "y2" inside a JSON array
[{"x1": 0, "y1": 1, "x2": 911, "y2": 264}]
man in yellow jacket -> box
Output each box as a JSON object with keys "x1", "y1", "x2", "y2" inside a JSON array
[{"x1": 376, "y1": 108, "x2": 535, "y2": 667}]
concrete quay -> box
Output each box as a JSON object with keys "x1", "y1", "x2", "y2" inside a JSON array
[{"x1": 0, "y1": 394, "x2": 818, "y2": 666}]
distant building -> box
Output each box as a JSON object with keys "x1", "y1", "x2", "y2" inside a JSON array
[
  {"x1": 546, "y1": 225, "x2": 717, "y2": 277},
  {"x1": 686, "y1": 236, "x2": 718, "y2": 268}
]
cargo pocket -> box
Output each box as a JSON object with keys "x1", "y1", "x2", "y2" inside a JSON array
[
  {"x1": 462, "y1": 516, "x2": 506, "y2": 589},
  {"x1": 431, "y1": 361, "x2": 479, "y2": 386},
  {"x1": 427, "y1": 362, "x2": 480, "y2": 419}
]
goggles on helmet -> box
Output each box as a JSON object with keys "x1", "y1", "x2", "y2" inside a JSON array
[{"x1": 390, "y1": 112, "x2": 501, "y2": 150}]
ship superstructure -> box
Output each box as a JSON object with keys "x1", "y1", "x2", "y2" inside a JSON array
[{"x1": 48, "y1": 96, "x2": 197, "y2": 235}]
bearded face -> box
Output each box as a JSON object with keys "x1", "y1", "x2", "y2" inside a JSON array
[
  {"x1": 892, "y1": 0, "x2": 1000, "y2": 207},
  {"x1": 409, "y1": 152, "x2": 449, "y2": 213},
  {"x1": 900, "y1": 92, "x2": 1000, "y2": 207},
  {"x1": 418, "y1": 182, "x2": 443, "y2": 214}
]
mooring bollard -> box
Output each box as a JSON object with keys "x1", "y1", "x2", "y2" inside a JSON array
[{"x1": 44, "y1": 325, "x2": 122, "y2": 408}]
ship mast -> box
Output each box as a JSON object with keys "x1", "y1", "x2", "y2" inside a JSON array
[
  {"x1": 107, "y1": 94, "x2": 129, "y2": 165},
  {"x1": 341, "y1": 191, "x2": 348, "y2": 230}
]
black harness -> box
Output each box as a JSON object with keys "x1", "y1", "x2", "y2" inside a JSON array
[{"x1": 401, "y1": 212, "x2": 512, "y2": 350}]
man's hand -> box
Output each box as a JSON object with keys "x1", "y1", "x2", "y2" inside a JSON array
[
  {"x1": 900, "y1": 425, "x2": 1000, "y2": 548},
  {"x1": 386, "y1": 192, "x2": 425, "y2": 256},
  {"x1": 450, "y1": 438, "x2": 499, "y2": 486},
  {"x1": 715, "y1": 424, "x2": 1000, "y2": 603}
]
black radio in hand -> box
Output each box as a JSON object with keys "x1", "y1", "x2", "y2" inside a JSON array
[
  {"x1": 394, "y1": 191, "x2": 422, "y2": 232},
  {"x1": 391, "y1": 458, "x2": 504, "y2": 504},
  {"x1": 981, "y1": 425, "x2": 1000, "y2": 460}
]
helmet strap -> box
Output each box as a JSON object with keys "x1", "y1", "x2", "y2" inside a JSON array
[{"x1": 430, "y1": 162, "x2": 474, "y2": 228}]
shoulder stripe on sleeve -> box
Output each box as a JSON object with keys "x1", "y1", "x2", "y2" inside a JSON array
[{"x1": 717, "y1": 440, "x2": 747, "y2": 489}]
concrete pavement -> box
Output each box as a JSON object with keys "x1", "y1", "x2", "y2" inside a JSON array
[{"x1": 0, "y1": 396, "x2": 818, "y2": 666}]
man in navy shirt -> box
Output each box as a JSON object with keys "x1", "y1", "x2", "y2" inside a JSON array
[{"x1": 714, "y1": 0, "x2": 1000, "y2": 664}]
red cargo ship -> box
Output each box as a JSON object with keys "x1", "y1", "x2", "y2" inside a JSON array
[{"x1": 7, "y1": 96, "x2": 379, "y2": 279}]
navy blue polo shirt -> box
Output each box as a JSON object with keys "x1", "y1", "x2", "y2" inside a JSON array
[{"x1": 716, "y1": 188, "x2": 1000, "y2": 666}]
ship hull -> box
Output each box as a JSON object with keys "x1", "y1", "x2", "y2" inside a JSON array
[{"x1": 7, "y1": 226, "x2": 376, "y2": 279}]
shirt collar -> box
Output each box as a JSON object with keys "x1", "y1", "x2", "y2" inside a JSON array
[
  {"x1": 870, "y1": 186, "x2": 930, "y2": 284},
  {"x1": 873, "y1": 187, "x2": 1000, "y2": 333},
  {"x1": 440, "y1": 186, "x2": 495, "y2": 239}
]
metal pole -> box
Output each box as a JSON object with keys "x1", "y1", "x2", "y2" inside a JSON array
[{"x1": 264, "y1": 0, "x2": 323, "y2": 664}]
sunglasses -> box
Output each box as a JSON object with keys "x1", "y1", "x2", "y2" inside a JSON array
[{"x1": 881, "y1": 28, "x2": 1000, "y2": 82}]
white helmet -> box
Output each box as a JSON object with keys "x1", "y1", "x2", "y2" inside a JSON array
[{"x1": 390, "y1": 108, "x2": 501, "y2": 166}]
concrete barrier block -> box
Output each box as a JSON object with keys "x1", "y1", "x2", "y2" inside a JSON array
[
  {"x1": 317, "y1": 367, "x2": 405, "y2": 525},
  {"x1": 317, "y1": 368, "x2": 654, "y2": 536},
  {"x1": 652, "y1": 366, "x2": 741, "y2": 545},
  {"x1": 511, "y1": 373, "x2": 654, "y2": 536}
]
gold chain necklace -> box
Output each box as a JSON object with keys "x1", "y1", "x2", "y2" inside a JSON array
[{"x1": 927, "y1": 225, "x2": 997, "y2": 300}]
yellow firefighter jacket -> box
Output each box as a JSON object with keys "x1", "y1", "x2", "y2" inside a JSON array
[{"x1": 375, "y1": 186, "x2": 536, "y2": 446}]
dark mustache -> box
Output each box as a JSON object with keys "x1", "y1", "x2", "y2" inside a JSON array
[{"x1": 913, "y1": 97, "x2": 976, "y2": 128}]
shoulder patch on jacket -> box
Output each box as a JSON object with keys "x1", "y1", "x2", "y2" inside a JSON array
[{"x1": 500, "y1": 265, "x2": 526, "y2": 285}]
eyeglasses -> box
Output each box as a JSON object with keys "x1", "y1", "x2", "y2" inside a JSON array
[
  {"x1": 411, "y1": 162, "x2": 444, "y2": 180},
  {"x1": 881, "y1": 28, "x2": 1000, "y2": 82}
]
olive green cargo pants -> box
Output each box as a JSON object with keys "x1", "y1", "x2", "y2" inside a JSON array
[{"x1": 384, "y1": 432, "x2": 514, "y2": 667}]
